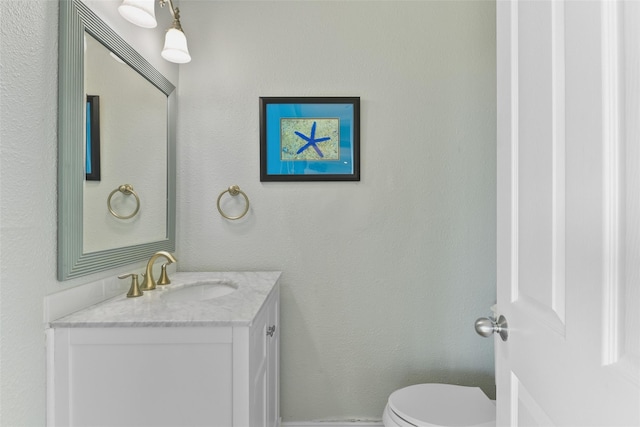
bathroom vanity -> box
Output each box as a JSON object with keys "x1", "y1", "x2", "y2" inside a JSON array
[{"x1": 47, "y1": 272, "x2": 280, "y2": 427}]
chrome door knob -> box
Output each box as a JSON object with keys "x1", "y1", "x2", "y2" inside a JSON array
[{"x1": 475, "y1": 315, "x2": 509, "y2": 341}]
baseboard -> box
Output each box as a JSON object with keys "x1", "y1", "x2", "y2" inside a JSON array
[{"x1": 282, "y1": 422, "x2": 383, "y2": 427}]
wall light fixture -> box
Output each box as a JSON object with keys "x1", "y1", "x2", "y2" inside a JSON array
[{"x1": 118, "y1": 0, "x2": 191, "y2": 64}]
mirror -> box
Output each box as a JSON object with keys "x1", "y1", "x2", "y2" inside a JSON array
[
  {"x1": 83, "y1": 33, "x2": 168, "y2": 253},
  {"x1": 58, "y1": 0, "x2": 176, "y2": 280}
]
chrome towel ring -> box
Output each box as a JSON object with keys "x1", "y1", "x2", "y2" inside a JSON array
[
  {"x1": 107, "y1": 184, "x2": 140, "y2": 219},
  {"x1": 217, "y1": 185, "x2": 250, "y2": 220}
]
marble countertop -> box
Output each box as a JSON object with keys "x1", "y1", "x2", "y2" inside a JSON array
[{"x1": 49, "y1": 271, "x2": 281, "y2": 328}]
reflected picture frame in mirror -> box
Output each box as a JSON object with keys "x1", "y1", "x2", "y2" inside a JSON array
[
  {"x1": 85, "y1": 95, "x2": 101, "y2": 181},
  {"x1": 58, "y1": 0, "x2": 176, "y2": 280}
]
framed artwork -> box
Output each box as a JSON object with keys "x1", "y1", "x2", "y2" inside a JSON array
[
  {"x1": 260, "y1": 97, "x2": 360, "y2": 181},
  {"x1": 85, "y1": 95, "x2": 101, "y2": 181}
]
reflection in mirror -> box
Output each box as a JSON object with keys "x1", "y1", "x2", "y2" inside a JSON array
[
  {"x1": 85, "y1": 94, "x2": 101, "y2": 181},
  {"x1": 58, "y1": 0, "x2": 176, "y2": 280},
  {"x1": 83, "y1": 33, "x2": 168, "y2": 253}
]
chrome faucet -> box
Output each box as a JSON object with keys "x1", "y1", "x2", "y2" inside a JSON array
[{"x1": 140, "y1": 251, "x2": 177, "y2": 291}]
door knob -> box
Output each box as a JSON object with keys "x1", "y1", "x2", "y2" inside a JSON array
[{"x1": 475, "y1": 315, "x2": 509, "y2": 341}]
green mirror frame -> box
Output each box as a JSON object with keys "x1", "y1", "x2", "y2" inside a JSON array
[{"x1": 58, "y1": 0, "x2": 176, "y2": 280}]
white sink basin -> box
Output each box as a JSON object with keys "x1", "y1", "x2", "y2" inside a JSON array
[{"x1": 161, "y1": 280, "x2": 238, "y2": 303}]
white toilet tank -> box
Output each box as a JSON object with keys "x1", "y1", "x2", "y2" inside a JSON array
[{"x1": 383, "y1": 383, "x2": 495, "y2": 427}]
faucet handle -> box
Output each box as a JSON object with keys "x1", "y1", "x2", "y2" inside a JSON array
[
  {"x1": 118, "y1": 273, "x2": 143, "y2": 298},
  {"x1": 157, "y1": 263, "x2": 172, "y2": 286}
]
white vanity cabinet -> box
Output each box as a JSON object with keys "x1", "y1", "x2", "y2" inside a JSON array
[{"x1": 47, "y1": 272, "x2": 280, "y2": 427}]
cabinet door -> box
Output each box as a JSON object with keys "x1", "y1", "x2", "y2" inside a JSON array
[
  {"x1": 50, "y1": 327, "x2": 233, "y2": 427},
  {"x1": 266, "y1": 289, "x2": 279, "y2": 427},
  {"x1": 247, "y1": 286, "x2": 279, "y2": 427}
]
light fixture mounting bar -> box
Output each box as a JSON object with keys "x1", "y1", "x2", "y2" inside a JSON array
[{"x1": 159, "y1": 0, "x2": 183, "y2": 31}]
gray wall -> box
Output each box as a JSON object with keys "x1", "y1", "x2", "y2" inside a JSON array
[
  {"x1": 1, "y1": 1, "x2": 58, "y2": 424},
  {"x1": 0, "y1": 0, "x2": 495, "y2": 424},
  {"x1": 177, "y1": 0, "x2": 496, "y2": 422}
]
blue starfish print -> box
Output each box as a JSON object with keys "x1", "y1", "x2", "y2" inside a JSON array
[{"x1": 294, "y1": 121, "x2": 331, "y2": 157}]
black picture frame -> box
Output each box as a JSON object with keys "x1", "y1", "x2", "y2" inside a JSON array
[
  {"x1": 85, "y1": 95, "x2": 101, "y2": 181},
  {"x1": 260, "y1": 97, "x2": 360, "y2": 181}
]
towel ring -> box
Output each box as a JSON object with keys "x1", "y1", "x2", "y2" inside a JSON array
[
  {"x1": 217, "y1": 185, "x2": 250, "y2": 220},
  {"x1": 107, "y1": 184, "x2": 140, "y2": 220}
]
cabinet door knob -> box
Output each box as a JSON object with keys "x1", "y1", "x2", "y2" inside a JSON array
[{"x1": 266, "y1": 325, "x2": 276, "y2": 337}]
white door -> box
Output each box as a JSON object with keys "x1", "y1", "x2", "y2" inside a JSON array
[{"x1": 496, "y1": 0, "x2": 640, "y2": 425}]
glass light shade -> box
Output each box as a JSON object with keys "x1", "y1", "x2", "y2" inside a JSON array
[
  {"x1": 118, "y1": 0, "x2": 157, "y2": 28},
  {"x1": 161, "y1": 28, "x2": 191, "y2": 64}
]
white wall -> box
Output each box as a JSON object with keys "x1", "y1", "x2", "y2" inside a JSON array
[
  {"x1": 177, "y1": 0, "x2": 496, "y2": 422},
  {"x1": 0, "y1": 1, "x2": 176, "y2": 425}
]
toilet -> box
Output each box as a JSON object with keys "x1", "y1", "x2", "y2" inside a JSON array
[{"x1": 383, "y1": 383, "x2": 496, "y2": 427}]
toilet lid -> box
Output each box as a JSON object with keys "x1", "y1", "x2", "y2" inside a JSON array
[{"x1": 388, "y1": 383, "x2": 496, "y2": 427}]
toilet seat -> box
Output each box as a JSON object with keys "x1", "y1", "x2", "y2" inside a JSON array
[{"x1": 385, "y1": 383, "x2": 495, "y2": 427}]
